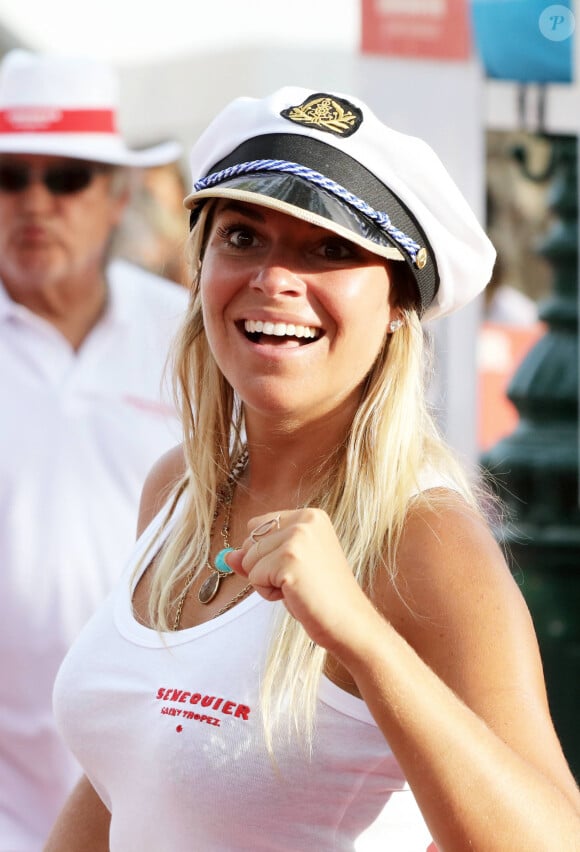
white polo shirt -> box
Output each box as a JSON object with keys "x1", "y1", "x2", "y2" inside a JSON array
[{"x1": 0, "y1": 259, "x2": 188, "y2": 851}]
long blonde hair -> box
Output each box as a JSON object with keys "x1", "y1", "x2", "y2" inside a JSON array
[{"x1": 148, "y1": 202, "x2": 477, "y2": 750}]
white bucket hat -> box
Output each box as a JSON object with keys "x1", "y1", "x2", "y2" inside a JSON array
[
  {"x1": 0, "y1": 49, "x2": 181, "y2": 168},
  {"x1": 185, "y1": 87, "x2": 496, "y2": 322}
]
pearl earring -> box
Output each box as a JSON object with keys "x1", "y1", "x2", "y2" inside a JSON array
[{"x1": 389, "y1": 319, "x2": 403, "y2": 333}]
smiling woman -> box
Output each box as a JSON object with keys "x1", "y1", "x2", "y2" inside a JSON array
[
  {"x1": 47, "y1": 87, "x2": 580, "y2": 852},
  {"x1": 198, "y1": 199, "x2": 398, "y2": 425}
]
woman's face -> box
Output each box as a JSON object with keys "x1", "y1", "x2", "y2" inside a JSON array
[{"x1": 200, "y1": 199, "x2": 400, "y2": 430}]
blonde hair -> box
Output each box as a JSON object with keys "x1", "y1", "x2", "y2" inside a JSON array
[{"x1": 147, "y1": 202, "x2": 478, "y2": 751}]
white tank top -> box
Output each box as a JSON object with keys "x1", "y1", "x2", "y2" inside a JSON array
[{"x1": 54, "y1": 502, "x2": 435, "y2": 851}]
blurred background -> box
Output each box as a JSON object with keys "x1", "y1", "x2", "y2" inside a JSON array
[{"x1": 0, "y1": 0, "x2": 571, "y2": 454}]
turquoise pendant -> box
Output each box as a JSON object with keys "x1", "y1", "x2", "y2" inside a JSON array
[{"x1": 214, "y1": 547, "x2": 234, "y2": 574}]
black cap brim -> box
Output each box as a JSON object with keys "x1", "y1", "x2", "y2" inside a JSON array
[{"x1": 185, "y1": 172, "x2": 405, "y2": 263}]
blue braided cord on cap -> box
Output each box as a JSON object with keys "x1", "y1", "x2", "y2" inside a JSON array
[{"x1": 194, "y1": 159, "x2": 422, "y2": 262}]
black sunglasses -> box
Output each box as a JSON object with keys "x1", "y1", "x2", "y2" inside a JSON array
[{"x1": 0, "y1": 161, "x2": 109, "y2": 196}]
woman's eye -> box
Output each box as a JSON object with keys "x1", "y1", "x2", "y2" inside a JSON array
[
  {"x1": 316, "y1": 238, "x2": 356, "y2": 261},
  {"x1": 215, "y1": 224, "x2": 257, "y2": 248}
]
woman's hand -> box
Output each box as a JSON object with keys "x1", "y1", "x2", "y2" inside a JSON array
[{"x1": 225, "y1": 508, "x2": 375, "y2": 651}]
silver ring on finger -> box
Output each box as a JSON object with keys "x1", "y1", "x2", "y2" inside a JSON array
[{"x1": 250, "y1": 514, "x2": 281, "y2": 543}]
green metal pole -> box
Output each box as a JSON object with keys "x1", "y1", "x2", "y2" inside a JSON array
[{"x1": 480, "y1": 134, "x2": 580, "y2": 779}]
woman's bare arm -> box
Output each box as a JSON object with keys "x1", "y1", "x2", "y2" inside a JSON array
[
  {"x1": 335, "y1": 499, "x2": 580, "y2": 850},
  {"x1": 232, "y1": 496, "x2": 580, "y2": 850},
  {"x1": 44, "y1": 775, "x2": 110, "y2": 852}
]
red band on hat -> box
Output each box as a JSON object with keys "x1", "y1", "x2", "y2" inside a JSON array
[{"x1": 0, "y1": 108, "x2": 116, "y2": 134}]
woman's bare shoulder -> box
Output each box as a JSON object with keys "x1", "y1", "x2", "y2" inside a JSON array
[
  {"x1": 374, "y1": 489, "x2": 580, "y2": 804},
  {"x1": 377, "y1": 489, "x2": 540, "y2": 700},
  {"x1": 136, "y1": 444, "x2": 186, "y2": 537},
  {"x1": 393, "y1": 487, "x2": 512, "y2": 596}
]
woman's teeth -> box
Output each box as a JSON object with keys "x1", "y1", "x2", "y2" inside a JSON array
[{"x1": 244, "y1": 320, "x2": 319, "y2": 339}]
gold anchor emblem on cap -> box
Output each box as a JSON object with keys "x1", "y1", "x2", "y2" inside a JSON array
[{"x1": 281, "y1": 93, "x2": 363, "y2": 138}]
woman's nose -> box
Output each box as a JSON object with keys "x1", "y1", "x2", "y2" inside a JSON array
[{"x1": 249, "y1": 258, "x2": 306, "y2": 297}]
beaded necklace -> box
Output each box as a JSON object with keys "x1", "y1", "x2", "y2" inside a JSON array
[{"x1": 172, "y1": 451, "x2": 251, "y2": 630}]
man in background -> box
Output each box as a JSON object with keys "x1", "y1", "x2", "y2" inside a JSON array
[{"x1": 0, "y1": 49, "x2": 188, "y2": 849}]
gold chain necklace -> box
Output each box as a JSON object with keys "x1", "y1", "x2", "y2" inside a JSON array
[{"x1": 172, "y1": 452, "x2": 252, "y2": 631}]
